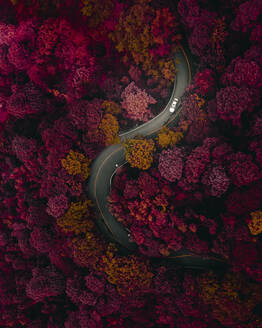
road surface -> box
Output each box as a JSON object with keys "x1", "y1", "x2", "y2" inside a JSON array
[{"x1": 87, "y1": 45, "x2": 228, "y2": 270}]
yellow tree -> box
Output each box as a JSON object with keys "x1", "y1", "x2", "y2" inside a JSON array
[
  {"x1": 99, "y1": 113, "x2": 120, "y2": 146},
  {"x1": 70, "y1": 232, "x2": 105, "y2": 270},
  {"x1": 58, "y1": 198, "x2": 105, "y2": 270},
  {"x1": 101, "y1": 100, "x2": 122, "y2": 115},
  {"x1": 61, "y1": 150, "x2": 91, "y2": 180},
  {"x1": 248, "y1": 210, "x2": 262, "y2": 235},
  {"x1": 57, "y1": 199, "x2": 94, "y2": 235},
  {"x1": 198, "y1": 271, "x2": 262, "y2": 326},
  {"x1": 109, "y1": 0, "x2": 180, "y2": 86},
  {"x1": 122, "y1": 137, "x2": 155, "y2": 170},
  {"x1": 109, "y1": 0, "x2": 154, "y2": 69},
  {"x1": 157, "y1": 126, "x2": 183, "y2": 149},
  {"x1": 81, "y1": 0, "x2": 114, "y2": 28},
  {"x1": 101, "y1": 243, "x2": 153, "y2": 296}
]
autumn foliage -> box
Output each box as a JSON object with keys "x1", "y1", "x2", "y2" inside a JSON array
[
  {"x1": 248, "y1": 211, "x2": 262, "y2": 236},
  {"x1": 0, "y1": 0, "x2": 262, "y2": 327},
  {"x1": 157, "y1": 126, "x2": 183, "y2": 149},
  {"x1": 122, "y1": 137, "x2": 156, "y2": 170},
  {"x1": 99, "y1": 113, "x2": 120, "y2": 146},
  {"x1": 61, "y1": 149, "x2": 91, "y2": 180},
  {"x1": 101, "y1": 244, "x2": 153, "y2": 296}
]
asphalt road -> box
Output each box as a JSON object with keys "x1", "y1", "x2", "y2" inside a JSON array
[{"x1": 87, "y1": 45, "x2": 228, "y2": 270}]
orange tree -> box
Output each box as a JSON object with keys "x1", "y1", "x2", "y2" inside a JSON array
[
  {"x1": 101, "y1": 243, "x2": 154, "y2": 296},
  {"x1": 198, "y1": 271, "x2": 262, "y2": 326},
  {"x1": 57, "y1": 198, "x2": 106, "y2": 270},
  {"x1": 156, "y1": 126, "x2": 183, "y2": 149},
  {"x1": 101, "y1": 100, "x2": 122, "y2": 115},
  {"x1": 80, "y1": 0, "x2": 115, "y2": 28},
  {"x1": 99, "y1": 113, "x2": 120, "y2": 146},
  {"x1": 109, "y1": 0, "x2": 181, "y2": 86},
  {"x1": 61, "y1": 149, "x2": 91, "y2": 180},
  {"x1": 57, "y1": 199, "x2": 94, "y2": 235},
  {"x1": 248, "y1": 210, "x2": 262, "y2": 236},
  {"x1": 122, "y1": 137, "x2": 155, "y2": 170}
]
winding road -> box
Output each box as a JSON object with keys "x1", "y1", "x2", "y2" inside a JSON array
[{"x1": 87, "y1": 45, "x2": 228, "y2": 270}]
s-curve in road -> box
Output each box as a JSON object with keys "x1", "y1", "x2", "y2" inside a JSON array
[
  {"x1": 119, "y1": 46, "x2": 190, "y2": 142},
  {"x1": 87, "y1": 45, "x2": 228, "y2": 270}
]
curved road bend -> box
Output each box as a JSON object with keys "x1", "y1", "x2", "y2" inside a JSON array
[{"x1": 87, "y1": 45, "x2": 228, "y2": 270}]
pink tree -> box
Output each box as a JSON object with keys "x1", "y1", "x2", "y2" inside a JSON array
[
  {"x1": 244, "y1": 44, "x2": 262, "y2": 66},
  {"x1": 158, "y1": 146, "x2": 184, "y2": 182},
  {"x1": 216, "y1": 86, "x2": 257, "y2": 126},
  {"x1": 184, "y1": 145, "x2": 210, "y2": 184},
  {"x1": 7, "y1": 82, "x2": 46, "y2": 119},
  {"x1": 221, "y1": 56, "x2": 262, "y2": 89},
  {"x1": 30, "y1": 226, "x2": 56, "y2": 253},
  {"x1": 7, "y1": 20, "x2": 37, "y2": 71},
  {"x1": 192, "y1": 68, "x2": 216, "y2": 96},
  {"x1": 46, "y1": 194, "x2": 69, "y2": 218},
  {"x1": 12, "y1": 135, "x2": 37, "y2": 163},
  {"x1": 0, "y1": 22, "x2": 15, "y2": 46},
  {"x1": 226, "y1": 181, "x2": 262, "y2": 216},
  {"x1": 231, "y1": 0, "x2": 262, "y2": 33},
  {"x1": 249, "y1": 138, "x2": 262, "y2": 167},
  {"x1": 69, "y1": 98, "x2": 103, "y2": 131},
  {"x1": 202, "y1": 165, "x2": 230, "y2": 197},
  {"x1": 26, "y1": 266, "x2": 65, "y2": 302},
  {"x1": 227, "y1": 152, "x2": 261, "y2": 187},
  {"x1": 121, "y1": 82, "x2": 156, "y2": 122}
]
